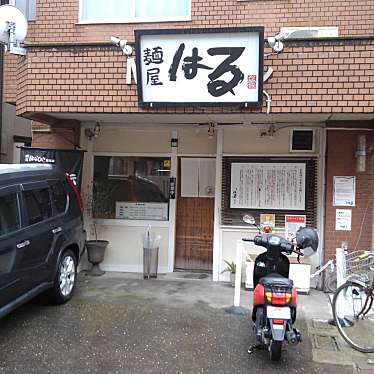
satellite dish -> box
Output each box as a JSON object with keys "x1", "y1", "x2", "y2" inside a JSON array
[{"x1": 0, "y1": 5, "x2": 27, "y2": 55}]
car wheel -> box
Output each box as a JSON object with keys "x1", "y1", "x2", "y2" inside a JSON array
[{"x1": 49, "y1": 249, "x2": 77, "y2": 304}]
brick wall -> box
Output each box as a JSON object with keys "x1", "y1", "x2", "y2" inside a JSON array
[
  {"x1": 31, "y1": 122, "x2": 80, "y2": 149},
  {"x1": 324, "y1": 130, "x2": 374, "y2": 259},
  {"x1": 25, "y1": 0, "x2": 374, "y2": 44},
  {"x1": 3, "y1": 54, "x2": 17, "y2": 104},
  {"x1": 6, "y1": 38, "x2": 373, "y2": 117}
]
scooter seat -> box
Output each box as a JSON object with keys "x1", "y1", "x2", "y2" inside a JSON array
[{"x1": 259, "y1": 273, "x2": 294, "y2": 288}]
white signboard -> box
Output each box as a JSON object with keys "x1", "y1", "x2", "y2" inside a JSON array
[
  {"x1": 336, "y1": 209, "x2": 352, "y2": 231},
  {"x1": 285, "y1": 215, "x2": 306, "y2": 241},
  {"x1": 333, "y1": 176, "x2": 355, "y2": 207},
  {"x1": 230, "y1": 163, "x2": 306, "y2": 210},
  {"x1": 115, "y1": 202, "x2": 168, "y2": 221},
  {"x1": 136, "y1": 28, "x2": 264, "y2": 107}
]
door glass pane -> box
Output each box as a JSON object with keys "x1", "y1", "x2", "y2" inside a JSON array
[
  {"x1": 136, "y1": 0, "x2": 189, "y2": 18},
  {"x1": 0, "y1": 194, "x2": 20, "y2": 237},
  {"x1": 24, "y1": 188, "x2": 52, "y2": 225},
  {"x1": 51, "y1": 182, "x2": 67, "y2": 214},
  {"x1": 81, "y1": 0, "x2": 133, "y2": 21}
]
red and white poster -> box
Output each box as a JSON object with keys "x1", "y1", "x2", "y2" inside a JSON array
[{"x1": 285, "y1": 215, "x2": 306, "y2": 241}]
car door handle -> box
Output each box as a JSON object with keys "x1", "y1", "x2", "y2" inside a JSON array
[
  {"x1": 16, "y1": 240, "x2": 30, "y2": 249},
  {"x1": 52, "y1": 227, "x2": 62, "y2": 234}
]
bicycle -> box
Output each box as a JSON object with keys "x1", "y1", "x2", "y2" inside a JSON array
[
  {"x1": 332, "y1": 250, "x2": 374, "y2": 353},
  {"x1": 311, "y1": 250, "x2": 372, "y2": 293}
]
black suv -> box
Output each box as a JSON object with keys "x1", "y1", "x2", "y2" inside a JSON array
[{"x1": 0, "y1": 164, "x2": 86, "y2": 318}]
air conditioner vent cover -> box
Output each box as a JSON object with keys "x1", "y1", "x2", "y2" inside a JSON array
[
  {"x1": 281, "y1": 27, "x2": 339, "y2": 39},
  {"x1": 290, "y1": 129, "x2": 315, "y2": 152}
]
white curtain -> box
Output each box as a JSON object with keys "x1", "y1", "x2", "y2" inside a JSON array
[
  {"x1": 81, "y1": 0, "x2": 133, "y2": 21},
  {"x1": 136, "y1": 0, "x2": 189, "y2": 18}
]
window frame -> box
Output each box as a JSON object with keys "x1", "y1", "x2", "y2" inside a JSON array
[
  {"x1": 14, "y1": 0, "x2": 36, "y2": 22},
  {"x1": 92, "y1": 153, "x2": 172, "y2": 221},
  {"x1": 78, "y1": 0, "x2": 191, "y2": 24}
]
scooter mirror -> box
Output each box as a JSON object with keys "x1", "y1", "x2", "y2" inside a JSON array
[{"x1": 243, "y1": 215, "x2": 256, "y2": 225}]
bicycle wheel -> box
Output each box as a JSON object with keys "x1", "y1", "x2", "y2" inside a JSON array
[{"x1": 332, "y1": 281, "x2": 374, "y2": 353}]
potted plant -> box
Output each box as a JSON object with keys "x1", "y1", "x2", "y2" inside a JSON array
[
  {"x1": 84, "y1": 179, "x2": 116, "y2": 276},
  {"x1": 221, "y1": 260, "x2": 236, "y2": 286}
]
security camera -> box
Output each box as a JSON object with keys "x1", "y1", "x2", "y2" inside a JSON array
[
  {"x1": 110, "y1": 36, "x2": 133, "y2": 56},
  {"x1": 267, "y1": 36, "x2": 284, "y2": 53},
  {"x1": 272, "y1": 40, "x2": 284, "y2": 53},
  {"x1": 110, "y1": 36, "x2": 121, "y2": 46},
  {"x1": 274, "y1": 29, "x2": 291, "y2": 41}
]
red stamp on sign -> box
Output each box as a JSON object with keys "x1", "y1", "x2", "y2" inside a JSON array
[{"x1": 247, "y1": 75, "x2": 257, "y2": 89}]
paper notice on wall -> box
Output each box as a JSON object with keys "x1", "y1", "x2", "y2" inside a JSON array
[
  {"x1": 333, "y1": 176, "x2": 355, "y2": 207},
  {"x1": 335, "y1": 209, "x2": 352, "y2": 231},
  {"x1": 230, "y1": 162, "x2": 306, "y2": 210},
  {"x1": 285, "y1": 215, "x2": 306, "y2": 241},
  {"x1": 260, "y1": 214, "x2": 275, "y2": 231}
]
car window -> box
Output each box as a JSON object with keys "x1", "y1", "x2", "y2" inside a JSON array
[
  {"x1": 0, "y1": 193, "x2": 20, "y2": 237},
  {"x1": 50, "y1": 182, "x2": 67, "y2": 214},
  {"x1": 24, "y1": 188, "x2": 52, "y2": 225}
]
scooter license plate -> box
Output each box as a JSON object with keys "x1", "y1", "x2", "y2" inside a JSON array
[{"x1": 267, "y1": 306, "x2": 291, "y2": 320}]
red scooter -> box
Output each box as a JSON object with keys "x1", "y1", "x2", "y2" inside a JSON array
[{"x1": 242, "y1": 215, "x2": 318, "y2": 361}]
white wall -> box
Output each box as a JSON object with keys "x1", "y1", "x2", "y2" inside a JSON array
[
  {"x1": 91, "y1": 221, "x2": 169, "y2": 272},
  {"x1": 223, "y1": 126, "x2": 320, "y2": 155},
  {"x1": 93, "y1": 127, "x2": 171, "y2": 153}
]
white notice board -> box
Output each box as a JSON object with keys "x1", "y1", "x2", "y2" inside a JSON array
[
  {"x1": 333, "y1": 176, "x2": 355, "y2": 207},
  {"x1": 230, "y1": 163, "x2": 306, "y2": 210},
  {"x1": 116, "y1": 202, "x2": 168, "y2": 221},
  {"x1": 336, "y1": 209, "x2": 352, "y2": 231}
]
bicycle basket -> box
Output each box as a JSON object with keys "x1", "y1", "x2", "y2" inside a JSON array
[{"x1": 345, "y1": 250, "x2": 374, "y2": 281}]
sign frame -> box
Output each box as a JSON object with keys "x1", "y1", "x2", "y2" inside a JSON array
[{"x1": 135, "y1": 27, "x2": 264, "y2": 108}]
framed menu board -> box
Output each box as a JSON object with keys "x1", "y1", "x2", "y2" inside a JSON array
[{"x1": 230, "y1": 162, "x2": 306, "y2": 210}]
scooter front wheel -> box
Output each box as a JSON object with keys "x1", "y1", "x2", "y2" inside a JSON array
[{"x1": 269, "y1": 340, "x2": 282, "y2": 361}]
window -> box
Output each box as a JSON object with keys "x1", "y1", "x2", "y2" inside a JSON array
[
  {"x1": 0, "y1": 194, "x2": 20, "y2": 237},
  {"x1": 93, "y1": 156, "x2": 171, "y2": 220},
  {"x1": 80, "y1": 0, "x2": 190, "y2": 23},
  {"x1": 50, "y1": 182, "x2": 67, "y2": 215},
  {"x1": 15, "y1": 0, "x2": 36, "y2": 21},
  {"x1": 24, "y1": 188, "x2": 52, "y2": 225}
]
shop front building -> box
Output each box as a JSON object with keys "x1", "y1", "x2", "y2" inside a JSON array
[{"x1": 3, "y1": 0, "x2": 374, "y2": 283}]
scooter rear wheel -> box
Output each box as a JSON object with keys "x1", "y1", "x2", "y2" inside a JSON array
[{"x1": 269, "y1": 340, "x2": 282, "y2": 361}]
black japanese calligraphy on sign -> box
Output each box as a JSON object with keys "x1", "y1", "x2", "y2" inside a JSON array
[
  {"x1": 147, "y1": 68, "x2": 163, "y2": 86},
  {"x1": 144, "y1": 46, "x2": 164, "y2": 85},
  {"x1": 168, "y1": 44, "x2": 245, "y2": 97},
  {"x1": 207, "y1": 47, "x2": 245, "y2": 97},
  {"x1": 143, "y1": 47, "x2": 164, "y2": 65}
]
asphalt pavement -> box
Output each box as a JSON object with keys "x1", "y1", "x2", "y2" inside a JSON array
[{"x1": 0, "y1": 273, "x2": 359, "y2": 374}]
